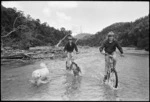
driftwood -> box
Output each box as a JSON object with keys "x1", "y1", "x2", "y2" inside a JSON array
[
  {"x1": 55, "y1": 34, "x2": 69, "y2": 47},
  {"x1": 1, "y1": 27, "x2": 68, "y2": 61},
  {"x1": 1, "y1": 46, "x2": 66, "y2": 60},
  {"x1": 1, "y1": 53, "x2": 31, "y2": 59}
]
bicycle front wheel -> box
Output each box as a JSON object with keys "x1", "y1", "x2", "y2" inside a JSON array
[{"x1": 109, "y1": 69, "x2": 118, "y2": 88}]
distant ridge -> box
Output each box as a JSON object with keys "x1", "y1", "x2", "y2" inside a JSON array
[
  {"x1": 74, "y1": 33, "x2": 93, "y2": 40},
  {"x1": 77, "y1": 14, "x2": 149, "y2": 51}
]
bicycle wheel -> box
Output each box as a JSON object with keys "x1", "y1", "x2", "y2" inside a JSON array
[{"x1": 109, "y1": 69, "x2": 118, "y2": 88}]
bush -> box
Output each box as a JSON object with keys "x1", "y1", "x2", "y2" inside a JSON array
[{"x1": 137, "y1": 38, "x2": 149, "y2": 50}]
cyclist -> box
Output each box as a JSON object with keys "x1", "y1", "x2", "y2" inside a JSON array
[
  {"x1": 99, "y1": 31, "x2": 124, "y2": 82},
  {"x1": 64, "y1": 36, "x2": 79, "y2": 62}
]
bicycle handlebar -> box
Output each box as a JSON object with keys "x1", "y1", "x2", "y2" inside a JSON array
[
  {"x1": 101, "y1": 52, "x2": 113, "y2": 58},
  {"x1": 101, "y1": 52, "x2": 124, "y2": 57}
]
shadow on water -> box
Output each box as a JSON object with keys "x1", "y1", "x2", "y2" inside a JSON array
[
  {"x1": 27, "y1": 81, "x2": 51, "y2": 99},
  {"x1": 125, "y1": 53, "x2": 149, "y2": 57},
  {"x1": 101, "y1": 84, "x2": 120, "y2": 101},
  {"x1": 1, "y1": 59, "x2": 35, "y2": 69},
  {"x1": 90, "y1": 75, "x2": 120, "y2": 101}
]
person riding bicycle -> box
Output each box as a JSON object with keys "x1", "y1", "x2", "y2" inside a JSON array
[
  {"x1": 64, "y1": 36, "x2": 79, "y2": 62},
  {"x1": 99, "y1": 31, "x2": 124, "y2": 82}
]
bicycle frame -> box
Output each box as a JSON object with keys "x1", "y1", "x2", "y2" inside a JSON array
[
  {"x1": 108, "y1": 56, "x2": 114, "y2": 72},
  {"x1": 107, "y1": 56, "x2": 114, "y2": 78},
  {"x1": 102, "y1": 52, "x2": 119, "y2": 88},
  {"x1": 104, "y1": 53, "x2": 114, "y2": 71},
  {"x1": 104, "y1": 53, "x2": 115, "y2": 80}
]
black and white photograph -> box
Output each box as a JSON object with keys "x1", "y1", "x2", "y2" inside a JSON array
[{"x1": 1, "y1": 1, "x2": 149, "y2": 101}]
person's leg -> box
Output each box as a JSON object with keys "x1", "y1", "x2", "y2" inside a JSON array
[
  {"x1": 67, "y1": 52, "x2": 72, "y2": 68},
  {"x1": 105, "y1": 55, "x2": 109, "y2": 75},
  {"x1": 70, "y1": 52, "x2": 74, "y2": 61},
  {"x1": 67, "y1": 52, "x2": 70, "y2": 59},
  {"x1": 66, "y1": 52, "x2": 70, "y2": 68},
  {"x1": 67, "y1": 52, "x2": 72, "y2": 62},
  {"x1": 112, "y1": 52, "x2": 117, "y2": 69},
  {"x1": 104, "y1": 55, "x2": 109, "y2": 81}
]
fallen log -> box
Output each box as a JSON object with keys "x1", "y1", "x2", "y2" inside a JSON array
[
  {"x1": 1, "y1": 46, "x2": 65, "y2": 60},
  {"x1": 1, "y1": 53, "x2": 31, "y2": 59}
]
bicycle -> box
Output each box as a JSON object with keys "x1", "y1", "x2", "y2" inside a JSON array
[{"x1": 101, "y1": 53, "x2": 122, "y2": 88}]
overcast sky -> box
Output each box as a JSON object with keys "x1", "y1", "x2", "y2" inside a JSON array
[{"x1": 2, "y1": 1, "x2": 149, "y2": 36}]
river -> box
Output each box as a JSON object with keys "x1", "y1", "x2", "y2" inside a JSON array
[{"x1": 1, "y1": 47, "x2": 149, "y2": 101}]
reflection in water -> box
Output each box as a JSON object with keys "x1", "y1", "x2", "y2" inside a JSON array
[
  {"x1": 102, "y1": 83, "x2": 119, "y2": 101},
  {"x1": 63, "y1": 72, "x2": 82, "y2": 100},
  {"x1": 28, "y1": 80, "x2": 51, "y2": 99}
]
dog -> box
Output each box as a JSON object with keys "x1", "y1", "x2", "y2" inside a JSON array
[
  {"x1": 70, "y1": 62, "x2": 82, "y2": 77},
  {"x1": 30, "y1": 62, "x2": 50, "y2": 86}
]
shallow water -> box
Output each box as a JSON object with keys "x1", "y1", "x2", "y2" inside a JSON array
[{"x1": 1, "y1": 47, "x2": 149, "y2": 101}]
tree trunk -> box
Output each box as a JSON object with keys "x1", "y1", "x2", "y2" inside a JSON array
[{"x1": 55, "y1": 34, "x2": 69, "y2": 47}]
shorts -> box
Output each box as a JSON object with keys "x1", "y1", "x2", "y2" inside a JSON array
[{"x1": 67, "y1": 52, "x2": 74, "y2": 61}]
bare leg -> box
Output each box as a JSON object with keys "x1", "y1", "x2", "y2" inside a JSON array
[
  {"x1": 70, "y1": 52, "x2": 74, "y2": 62},
  {"x1": 66, "y1": 52, "x2": 74, "y2": 70},
  {"x1": 67, "y1": 53, "x2": 71, "y2": 66},
  {"x1": 112, "y1": 52, "x2": 117, "y2": 69},
  {"x1": 105, "y1": 55, "x2": 109, "y2": 75}
]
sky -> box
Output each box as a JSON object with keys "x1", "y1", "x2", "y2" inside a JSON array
[{"x1": 1, "y1": 1, "x2": 149, "y2": 36}]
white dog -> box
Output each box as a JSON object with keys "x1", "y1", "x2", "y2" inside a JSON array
[{"x1": 30, "y1": 62, "x2": 50, "y2": 86}]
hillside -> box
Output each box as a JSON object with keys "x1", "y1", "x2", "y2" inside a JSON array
[
  {"x1": 77, "y1": 15, "x2": 149, "y2": 51},
  {"x1": 1, "y1": 5, "x2": 71, "y2": 50},
  {"x1": 1, "y1": 5, "x2": 149, "y2": 51},
  {"x1": 74, "y1": 33, "x2": 93, "y2": 40}
]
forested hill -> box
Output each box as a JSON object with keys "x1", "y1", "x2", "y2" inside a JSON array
[
  {"x1": 1, "y1": 5, "x2": 149, "y2": 51},
  {"x1": 74, "y1": 33, "x2": 92, "y2": 40},
  {"x1": 1, "y1": 5, "x2": 71, "y2": 50},
  {"x1": 77, "y1": 14, "x2": 149, "y2": 51}
]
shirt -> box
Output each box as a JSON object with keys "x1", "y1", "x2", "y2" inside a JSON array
[
  {"x1": 64, "y1": 42, "x2": 78, "y2": 53},
  {"x1": 99, "y1": 39, "x2": 123, "y2": 54}
]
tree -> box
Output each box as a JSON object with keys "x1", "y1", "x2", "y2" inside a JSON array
[
  {"x1": 1, "y1": 5, "x2": 77, "y2": 49},
  {"x1": 1, "y1": 15, "x2": 28, "y2": 50}
]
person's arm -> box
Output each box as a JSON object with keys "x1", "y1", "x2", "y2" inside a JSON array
[
  {"x1": 116, "y1": 41, "x2": 123, "y2": 54},
  {"x1": 99, "y1": 41, "x2": 105, "y2": 53}
]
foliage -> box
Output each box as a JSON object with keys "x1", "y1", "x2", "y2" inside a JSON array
[
  {"x1": 1, "y1": 5, "x2": 71, "y2": 50},
  {"x1": 77, "y1": 15, "x2": 149, "y2": 51}
]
